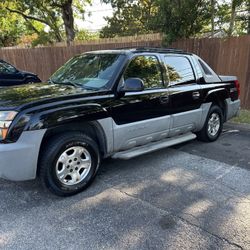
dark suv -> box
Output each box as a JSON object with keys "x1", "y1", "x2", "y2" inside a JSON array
[
  {"x1": 0, "y1": 48, "x2": 240, "y2": 196},
  {"x1": 0, "y1": 60, "x2": 41, "y2": 86}
]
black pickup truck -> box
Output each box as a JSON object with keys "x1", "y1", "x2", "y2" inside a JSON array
[{"x1": 0, "y1": 48, "x2": 240, "y2": 196}]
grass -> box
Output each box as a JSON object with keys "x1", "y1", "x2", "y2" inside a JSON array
[{"x1": 231, "y1": 109, "x2": 250, "y2": 124}]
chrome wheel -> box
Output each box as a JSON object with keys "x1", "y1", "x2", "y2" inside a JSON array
[
  {"x1": 207, "y1": 113, "x2": 220, "y2": 137},
  {"x1": 56, "y1": 146, "x2": 92, "y2": 186}
]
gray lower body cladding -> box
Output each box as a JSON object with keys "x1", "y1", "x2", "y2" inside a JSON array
[
  {"x1": 0, "y1": 130, "x2": 46, "y2": 181},
  {"x1": 226, "y1": 99, "x2": 240, "y2": 120}
]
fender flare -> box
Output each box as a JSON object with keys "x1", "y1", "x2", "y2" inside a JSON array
[{"x1": 204, "y1": 88, "x2": 229, "y2": 121}]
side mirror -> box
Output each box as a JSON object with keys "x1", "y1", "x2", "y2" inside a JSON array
[{"x1": 119, "y1": 78, "x2": 144, "y2": 93}]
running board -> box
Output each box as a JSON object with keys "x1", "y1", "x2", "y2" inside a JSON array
[{"x1": 112, "y1": 132, "x2": 196, "y2": 160}]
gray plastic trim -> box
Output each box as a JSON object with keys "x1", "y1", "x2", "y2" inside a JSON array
[
  {"x1": 226, "y1": 98, "x2": 240, "y2": 121},
  {"x1": 0, "y1": 129, "x2": 46, "y2": 181}
]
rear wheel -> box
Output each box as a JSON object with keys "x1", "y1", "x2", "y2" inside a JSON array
[
  {"x1": 196, "y1": 105, "x2": 223, "y2": 142},
  {"x1": 39, "y1": 132, "x2": 100, "y2": 196}
]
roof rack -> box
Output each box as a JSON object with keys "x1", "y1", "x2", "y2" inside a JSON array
[{"x1": 114, "y1": 47, "x2": 191, "y2": 55}]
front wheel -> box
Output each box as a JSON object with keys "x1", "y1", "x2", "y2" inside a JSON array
[
  {"x1": 39, "y1": 132, "x2": 100, "y2": 196},
  {"x1": 196, "y1": 105, "x2": 223, "y2": 142}
]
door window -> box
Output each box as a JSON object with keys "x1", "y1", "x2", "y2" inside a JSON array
[
  {"x1": 165, "y1": 56, "x2": 195, "y2": 85},
  {"x1": 124, "y1": 55, "x2": 163, "y2": 89},
  {"x1": 0, "y1": 62, "x2": 16, "y2": 74}
]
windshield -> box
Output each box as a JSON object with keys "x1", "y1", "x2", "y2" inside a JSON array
[{"x1": 50, "y1": 53, "x2": 124, "y2": 90}]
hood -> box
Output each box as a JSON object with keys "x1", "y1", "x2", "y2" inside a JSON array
[{"x1": 0, "y1": 82, "x2": 91, "y2": 109}]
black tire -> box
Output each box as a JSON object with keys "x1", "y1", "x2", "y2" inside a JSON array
[
  {"x1": 25, "y1": 78, "x2": 40, "y2": 84},
  {"x1": 39, "y1": 132, "x2": 100, "y2": 196},
  {"x1": 25, "y1": 79, "x2": 35, "y2": 84},
  {"x1": 196, "y1": 105, "x2": 223, "y2": 142}
]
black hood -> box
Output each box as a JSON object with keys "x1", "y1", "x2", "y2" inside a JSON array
[{"x1": 0, "y1": 82, "x2": 93, "y2": 110}]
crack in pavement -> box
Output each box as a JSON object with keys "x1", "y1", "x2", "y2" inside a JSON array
[{"x1": 101, "y1": 181, "x2": 244, "y2": 250}]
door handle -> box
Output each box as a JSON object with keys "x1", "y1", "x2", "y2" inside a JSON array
[
  {"x1": 192, "y1": 91, "x2": 200, "y2": 100},
  {"x1": 159, "y1": 95, "x2": 169, "y2": 104}
]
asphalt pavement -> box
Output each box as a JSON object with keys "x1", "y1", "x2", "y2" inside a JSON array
[
  {"x1": 174, "y1": 122, "x2": 250, "y2": 171},
  {"x1": 0, "y1": 122, "x2": 250, "y2": 250}
]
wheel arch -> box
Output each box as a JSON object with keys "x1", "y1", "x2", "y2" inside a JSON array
[
  {"x1": 25, "y1": 75, "x2": 41, "y2": 83},
  {"x1": 205, "y1": 88, "x2": 229, "y2": 122},
  {"x1": 37, "y1": 121, "x2": 108, "y2": 176}
]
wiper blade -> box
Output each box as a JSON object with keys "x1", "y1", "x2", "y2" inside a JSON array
[
  {"x1": 60, "y1": 81, "x2": 82, "y2": 88},
  {"x1": 49, "y1": 80, "x2": 81, "y2": 88}
]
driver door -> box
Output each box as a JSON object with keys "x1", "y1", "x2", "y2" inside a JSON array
[{"x1": 111, "y1": 55, "x2": 171, "y2": 151}]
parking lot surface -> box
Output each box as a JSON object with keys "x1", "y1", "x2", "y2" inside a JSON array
[{"x1": 0, "y1": 123, "x2": 250, "y2": 250}]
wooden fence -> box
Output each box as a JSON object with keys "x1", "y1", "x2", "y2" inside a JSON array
[
  {"x1": 170, "y1": 36, "x2": 250, "y2": 109},
  {"x1": 0, "y1": 33, "x2": 249, "y2": 108}
]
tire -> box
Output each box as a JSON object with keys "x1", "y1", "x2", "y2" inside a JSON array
[
  {"x1": 196, "y1": 105, "x2": 223, "y2": 142},
  {"x1": 39, "y1": 132, "x2": 100, "y2": 196},
  {"x1": 25, "y1": 78, "x2": 40, "y2": 84},
  {"x1": 25, "y1": 79, "x2": 35, "y2": 84}
]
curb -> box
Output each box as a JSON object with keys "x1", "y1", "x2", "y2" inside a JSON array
[{"x1": 224, "y1": 121, "x2": 250, "y2": 131}]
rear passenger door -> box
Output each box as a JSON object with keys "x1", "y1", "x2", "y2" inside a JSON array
[{"x1": 164, "y1": 55, "x2": 203, "y2": 135}]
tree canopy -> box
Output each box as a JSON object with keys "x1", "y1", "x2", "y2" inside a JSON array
[
  {"x1": 1, "y1": 0, "x2": 91, "y2": 46},
  {"x1": 100, "y1": 0, "x2": 250, "y2": 42}
]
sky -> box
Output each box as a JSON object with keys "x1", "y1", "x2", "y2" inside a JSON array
[{"x1": 76, "y1": 0, "x2": 114, "y2": 32}]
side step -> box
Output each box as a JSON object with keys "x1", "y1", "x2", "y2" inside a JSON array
[{"x1": 112, "y1": 132, "x2": 196, "y2": 160}]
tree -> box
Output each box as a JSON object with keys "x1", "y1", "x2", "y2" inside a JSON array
[
  {"x1": 157, "y1": 0, "x2": 211, "y2": 42},
  {"x1": 248, "y1": 0, "x2": 250, "y2": 34},
  {"x1": 100, "y1": 0, "x2": 211, "y2": 43},
  {"x1": 4, "y1": 1, "x2": 63, "y2": 43},
  {"x1": 0, "y1": 3, "x2": 26, "y2": 47},
  {"x1": 100, "y1": 0, "x2": 159, "y2": 38},
  {"x1": 228, "y1": 0, "x2": 244, "y2": 36},
  {"x1": 211, "y1": 0, "x2": 215, "y2": 37},
  {"x1": 4, "y1": 0, "x2": 91, "y2": 45},
  {"x1": 101, "y1": 0, "x2": 249, "y2": 41},
  {"x1": 215, "y1": 0, "x2": 248, "y2": 36},
  {"x1": 50, "y1": 0, "x2": 77, "y2": 45}
]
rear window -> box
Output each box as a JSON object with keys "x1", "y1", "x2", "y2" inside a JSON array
[{"x1": 164, "y1": 56, "x2": 195, "y2": 85}]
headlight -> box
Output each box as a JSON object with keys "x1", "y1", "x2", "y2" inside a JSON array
[{"x1": 0, "y1": 111, "x2": 18, "y2": 140}]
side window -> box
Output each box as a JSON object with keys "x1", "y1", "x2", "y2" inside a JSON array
[
  {"x1": 0, "y1": 62, "x2": 15, "y2": 74},
  {"x1": 0, "y1": 62, "x2": 10, "y2": 74},
  {"x1": 124, "y1": 55, "x2": 163, "y2": 89},
  {"x1": 165, "y1": 56, "x2": 195, "y2": 85}
]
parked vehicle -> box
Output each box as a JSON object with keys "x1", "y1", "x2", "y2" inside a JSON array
[
  {"x1": 0, "y1": 48, "x2": 240, "y2": 196},
  {"x1": 0, "y1": 60, "x2": 41, "y2": 86}
]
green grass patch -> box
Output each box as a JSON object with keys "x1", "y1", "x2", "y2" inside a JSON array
[{"x1": 231, "y1": 109, "x2": 250, "y2": 124}]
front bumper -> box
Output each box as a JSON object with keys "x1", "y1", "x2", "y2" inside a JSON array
[
  {"x1": 0, "y1": 130, "x2": 46, "y2": 181},
  {"x1": 226, "y1": 99, "x2": 240, "y2": 121}
]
